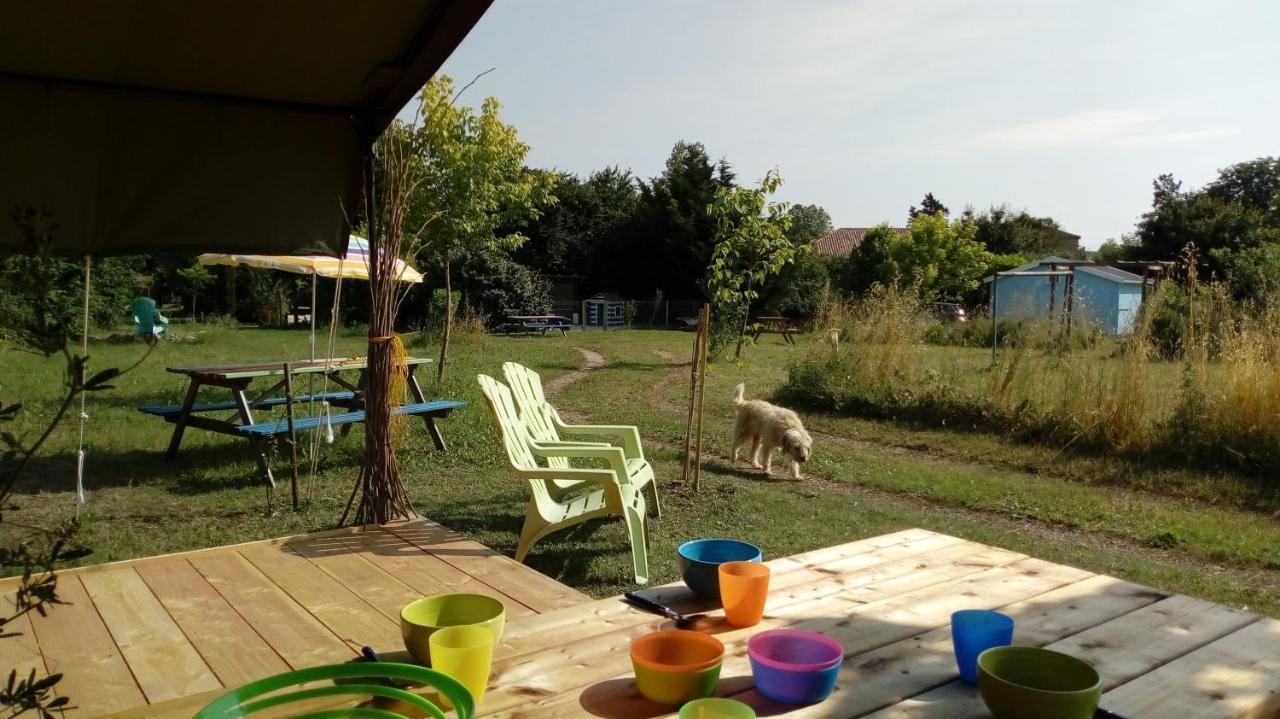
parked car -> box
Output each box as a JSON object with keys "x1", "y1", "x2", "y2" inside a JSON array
[{"x1": 932, "y1": 302, "x2": 968, "y2": 323}]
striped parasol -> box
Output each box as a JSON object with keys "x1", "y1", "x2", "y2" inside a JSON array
[{"x1": 197, "y1": 236, "x2": 424, "y2": 283}]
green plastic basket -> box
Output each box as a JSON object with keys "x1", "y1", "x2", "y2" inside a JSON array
[{"x1": 193, "y1": 662, "x2": 474, "y2": 719}]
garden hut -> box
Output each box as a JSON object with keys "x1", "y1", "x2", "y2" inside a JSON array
[{"x1": 985, "y1": 256, "x2": 1145, "y2": 335}]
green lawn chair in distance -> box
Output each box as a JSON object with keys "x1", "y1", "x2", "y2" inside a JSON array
[
  {"x1": 131, "y1": 296, "x2": 169, "y2": 341},
  {"x1": 478, "y1": 373, "x2": 650, "y2": 584},
  {"x1": 502, "y1": 361, "x2": 661, "y2": 517}
]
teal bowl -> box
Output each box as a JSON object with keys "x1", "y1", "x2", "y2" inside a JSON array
[{"x1": 977, "y1": 646, "x2": 1101, "y2": 719}]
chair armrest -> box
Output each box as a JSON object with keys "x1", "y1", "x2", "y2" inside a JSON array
[
  {"x1": 553, "y1": 417, "x2": 644, "y2": 461},
  {"x1": 529, "y1": 442, "x2": 631, "y2": 482},
  {"x1": 535, "y1": 440, "x2": 613, "y2": 449}
]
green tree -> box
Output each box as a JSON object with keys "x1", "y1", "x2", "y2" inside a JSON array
[
  {"x1": 784, "y1": 204, "x2": 834, "y2": 245},
  {"x1": 839, "y1": 213, "x2": 991, "y2": 302},
  {"x1": 511, "y1": 166, "x2": 638, "y2": 283},
  {"x1": 412, "y1": 76, "x2": 557, "y2": 379},
  {"x1": 834, "y1": 224, "x2": 899, "y2": 297},
  {"x1": 625, "y1": 142, "x2": 735, "y2": 298},
  {"x1": 909, "y1": 192, "x2": 949, "y2": 219},
  {"x1": 174, "y1": 263, "x2": 215, "y2": 321},
  {"x1": 1135, "y1": 159, "x2": 1280, "y2": 280},
  {"x1": 705, "y1": 169, "x2": 799, "y2": 356},
  {"x1": 970, "y1": 205, "x2": 1072, "y2": 257}
]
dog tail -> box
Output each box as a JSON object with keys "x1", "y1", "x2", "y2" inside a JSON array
[{"x1": 733, "y1": 383, "x2": 746, "y2": 406}]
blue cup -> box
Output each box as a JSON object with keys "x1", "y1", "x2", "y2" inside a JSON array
[{"x1": 951, "y1": 609, "x2": 1014, "y2": 684}]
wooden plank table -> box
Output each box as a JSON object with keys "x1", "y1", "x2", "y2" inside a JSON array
[
  {"x1": 0, "y1": 518, "x2": 587, "y2": 718},
  {"x1": 153, "y1": 356, "x2": 436, "y2": 485},
  {"x1": 751, "y1": 316, "x2": 802, "y2": 344},
  {"x1": 12, "y1": 528, "x2": 1278, "y2": 718}
]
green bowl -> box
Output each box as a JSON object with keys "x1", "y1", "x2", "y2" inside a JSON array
[
  {"x1": 679, "y1": 697, "x2": 757, "y2": 719},
  {"x1": 977, "y1": 646, "x2": 1101, "y2": 719},
  {"x1": 400, "y1": 593, "x2": 505, "y2": 666}
]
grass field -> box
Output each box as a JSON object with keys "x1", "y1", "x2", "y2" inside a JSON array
[{"x1": 3, "y1": 325, "x2": 1279, "y2": 615}]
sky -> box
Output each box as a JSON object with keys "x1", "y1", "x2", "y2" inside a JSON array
[{"x1": 427, "y1": 0, "x2": 1280, "y2": 249}]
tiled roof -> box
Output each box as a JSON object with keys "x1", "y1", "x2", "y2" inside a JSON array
[{"x1": 811, "y1": 227, "x2": 907, "y2": 257}]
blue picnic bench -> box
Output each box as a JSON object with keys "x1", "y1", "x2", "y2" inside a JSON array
[{"x1": 141, "y1": 357, "x2": 461, "y2": 489}]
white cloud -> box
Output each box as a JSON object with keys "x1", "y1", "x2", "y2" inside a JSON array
[{"x1": 922, "y1": 110, "x2": 1240, "y2": 154}]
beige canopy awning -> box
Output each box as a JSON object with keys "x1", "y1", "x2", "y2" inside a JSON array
[{"x1": 0, "y1": 0, "x2": 491, "y2": 258}]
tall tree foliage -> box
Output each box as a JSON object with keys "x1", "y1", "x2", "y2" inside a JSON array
[
  {"x1": 784, "y1": 204, "x2": 834, "y2": 245},
  {"x1": 512, "y1": 167, "x2": 638, "y2": 284},
  {"x1": 909, "y1": 192, "x2": 949, "y2": 219},
  {"x1": 837, "y1": 213, "x2": 992, "y2": 302},
  {"x1": 968, "y1": 205, "x2": 1075, "y2": 257},
  {"x1": 623, "y1": 142, "x2": 735, "y2": 298},
  {"x1": 1134, "y1": 158, "x2": 1280, "y2": 284},
  {"x1": 412, "y1": 75, "x2": 556, "y2": 380},
  {"x1": 706, "y1": 169, "x2": 798, "y2": 356}
]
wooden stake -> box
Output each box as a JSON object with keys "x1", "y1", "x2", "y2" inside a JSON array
[
  {"x1": 681, "y1": 307, "x2": 702, "y2": 484},
  {"x1": 283, "y1": 362, "x2": 300, "y2": 511},
  {"x1": 692, "y1": 303, "x2": 710, "y2": 492}
]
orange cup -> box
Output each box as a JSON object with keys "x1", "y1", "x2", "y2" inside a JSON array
[{"x1": 719, "y1": 561, "x2": 770, "y2": 627}]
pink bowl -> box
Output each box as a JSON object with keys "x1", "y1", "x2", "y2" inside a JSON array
[{"x1": 747, "y1": 630, "x2": 843, "y2": 671}]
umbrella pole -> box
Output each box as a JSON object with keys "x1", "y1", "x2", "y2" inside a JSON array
[{"x1": 310, "y1": 271, "x2": 317, "y2": 362}]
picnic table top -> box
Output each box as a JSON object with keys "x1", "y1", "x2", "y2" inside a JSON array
[
  {"x1": 166, "y1": 356, "x2": 432, "y2": 379},
  {"x1": 507, "y1": 314, "x2": 573, "y2": 323},
  {"x1": 8, "y1": 527, "x2": 1276, "y2": 718}
]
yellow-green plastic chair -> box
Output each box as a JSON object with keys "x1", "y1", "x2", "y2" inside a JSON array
[
  {"x1": 478, "y1": 373, "x2": 650, "y2": 584},
  {"x1": 502, "y1": 361, "x2": 661, "y2": 517},
  {"x1": 194, "y1": 662, "x2": 473, "y2": 719}
]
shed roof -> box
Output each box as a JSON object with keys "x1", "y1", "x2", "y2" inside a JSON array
[
  {"x1": 0, "y1": 1, "x2": 491, "y2": 257},
  {"x1": 985, "y1": 257, "x2": 1144, "y2": 284}
]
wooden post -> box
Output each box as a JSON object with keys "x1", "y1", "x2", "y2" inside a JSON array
[
  {"x1": 283, "y1": 363, "x2": 300, "y2": 511},
  {"x1": 681, "y1": 307, "x2": 703, "y2": 485},
  {"x1": 692, "y1": 304, "x2": 710, "y2": 492},
  {"x1": 990, "y1": 275, "x2": 999, "y2": 365}
]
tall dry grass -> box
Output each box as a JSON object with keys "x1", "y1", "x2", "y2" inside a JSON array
[{"x1": 787, "y1": 279, "x2": 1280, "y2": 480}]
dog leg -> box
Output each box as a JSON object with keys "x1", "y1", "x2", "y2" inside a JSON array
[
  {"x1": 791, "y1": 459, "x2": 802, "y2": 480},
  {"x1": 750, "y1": 437, "x2": 763, "y2": 469},
  {"x1": 762, "y1": 445, "x2": 774, "y2": 476}
]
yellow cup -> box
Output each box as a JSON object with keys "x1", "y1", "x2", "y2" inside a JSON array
[
  {"x1": 429, "y1": 624, "x2": 494, "y2": 708},
  {"x1": 400, "y1": 593, "x2": 505, "y2": 665}
]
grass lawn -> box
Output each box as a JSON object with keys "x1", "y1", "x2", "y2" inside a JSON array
[{"x1": 3, "y1": 326, "x2": 1278, "y2": 615}]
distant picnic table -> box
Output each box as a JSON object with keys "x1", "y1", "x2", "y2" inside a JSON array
[
  {"x1": 502, "y1": 314, "x2": 574, "y2": 336},
  {"x1": 139, "y1": 357, "x2": 462, "y2": 486},
  {"x1": 751, "y1": 315, "x2": 802, "y2": 344}
]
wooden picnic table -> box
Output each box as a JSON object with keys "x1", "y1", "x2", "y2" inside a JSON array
[
  {"x1": 752, "y1": 316, "x2": 802, "y2": 344},
  {"x1": 74, "y1": 528, "x2": 1280, "y2": 718},
  {"x1": 503, "y1": 314, "x2": 574, "y2": 336},
  {"x1": 151, "y1": 357, "x2": 437, "y2": 486}
]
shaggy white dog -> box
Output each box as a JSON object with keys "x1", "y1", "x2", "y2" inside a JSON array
[{"x1": 731, "y1": 383, "x2": 813, "y2": 479}]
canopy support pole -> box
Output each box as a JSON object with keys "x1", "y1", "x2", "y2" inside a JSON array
[{"x1": 75, "y1": 254, "x2": 92, "y2": 513}]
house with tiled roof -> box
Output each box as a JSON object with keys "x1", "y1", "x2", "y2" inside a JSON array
[{"x1": 811, "y1": 227, "x2": 907, "y2": 257}]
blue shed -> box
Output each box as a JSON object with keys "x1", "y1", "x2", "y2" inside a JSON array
[{"x1": 985, "y1": 257, "x2": 1145, "y2": 335}]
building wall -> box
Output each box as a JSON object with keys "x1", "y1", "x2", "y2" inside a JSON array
[
  {"x1": 1073, "y1": 271, "x2": 1120, "y2": 334},
  {"x1": 992, "y1": 274, "x2": 1066, "y2": 321},
  {"x1": 1116, "y1": 285, "x2": 1143, "y2": 334},
  {"x1": 993, "y1": 270, "x2": 1140, "y2": 335}
]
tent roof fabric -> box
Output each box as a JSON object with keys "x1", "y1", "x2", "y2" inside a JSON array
[{"x1": 0, "y1": 1, "x2": 491, "y2": 258}]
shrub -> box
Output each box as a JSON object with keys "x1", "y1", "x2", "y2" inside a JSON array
[{"x1": 453, "y1": 251, "x2": 553, "y2": 326}]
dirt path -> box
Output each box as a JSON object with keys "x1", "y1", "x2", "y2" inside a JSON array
[
  {"x1": 557, "y1": 346, "x2": 1280, "y2": 602},
  {"x1": 545, "y1": 347, "x2": 607, "y2": 394}
]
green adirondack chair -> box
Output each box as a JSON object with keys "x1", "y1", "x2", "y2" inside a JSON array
[
  {"x1": 478, "y1": 373, "x2": 650, "y2": 584},
  {"x1": 502, "y1": 361, "x2": 661, "y2": 517},
  {"x1": 131, "y1": 296, "x2": 169, "y2": 340}
]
